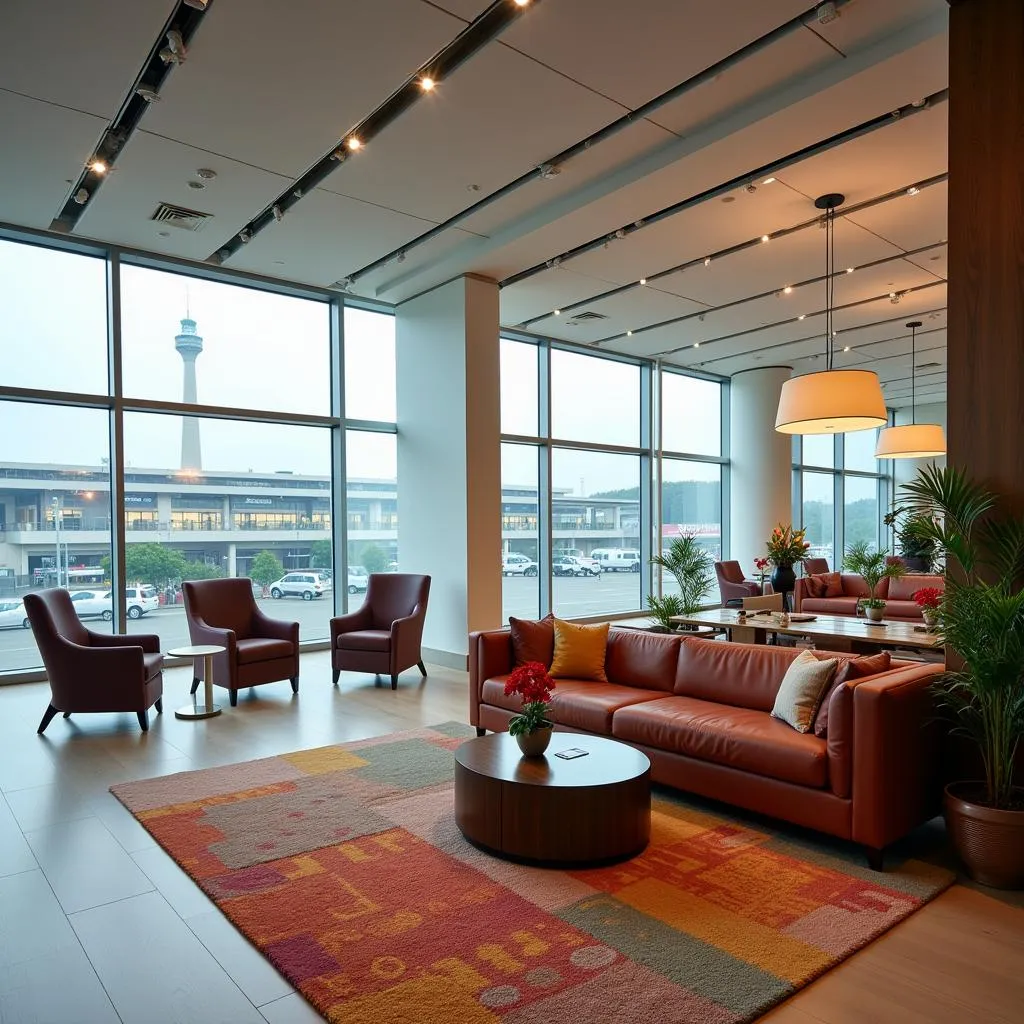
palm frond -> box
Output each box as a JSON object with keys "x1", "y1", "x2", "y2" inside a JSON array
[{"x1": 981, "y1": 516, "x2": 1024, "y2": 583}]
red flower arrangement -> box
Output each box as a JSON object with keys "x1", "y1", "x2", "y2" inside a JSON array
[
  {"x1": 913, "y1": 587, "x2": 943, "y2": 610},
  {"x1": 753, "y1": 556, "x2": 770, "y2": 576},
  {"x1": 504, "y1": 661, "x2": 555, "y2": 738}
]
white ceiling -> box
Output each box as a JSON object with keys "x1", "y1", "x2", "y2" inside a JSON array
[{"x1": 0, "y1": 0, "x2": 949, "y2": 407}]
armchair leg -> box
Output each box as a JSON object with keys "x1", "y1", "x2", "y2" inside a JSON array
[
  {"x1": 63, "y1": 712, "x2": 71, "y2": 719},
  {"x1": 155, "y1": 698, "x2": 163, "y2": 714},
  {"x1": 229, "y1": 689, "x2": 238, "y2": 707},
  {"x1": 290, "y1": 676, "x2": 299, "y2": 694},
  {"x1": 137, "y1": 710, "x2": 149, "y2": 732},
  {"x1": 417, "y1": 660, "x2": 427, "y2": 676},
  {"x1": 864, "y1": 845, "x2": 885, "y2": 872},
  {"x1": 37, "y1": 704, "x2": 59, "y2": 734},
  {"x1": 332, "y1": 668, "x2": 341, "y2": 685},
  {"x1": 391, "y1": 673, "x2": 398, "y2": 691},
  {"x1": 476, "y1": 727, "x2": 486, "y2": 737},
  {"x1": 190, "y1": 677, "x2": 200, "y2": 696}
]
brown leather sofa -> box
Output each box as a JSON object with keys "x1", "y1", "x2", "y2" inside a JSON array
[
  {"x1": 794, "y1": 573, "x2": 944, "y2": 621},
  {"x1": 469, "y1": 628, "x2": 943, "y2": 866}
]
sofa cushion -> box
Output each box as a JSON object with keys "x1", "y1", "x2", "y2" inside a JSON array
[
  {"x1": 143, "y1": 653, "x2": 163, "y2": 680},
  {"x1": 800, "y1": 596, "x2": 861, "y2": 616},
  {"x1": 882, "y1": 600, "x2": 923, "y2": 620},
  {"x1": 334, "y1": 629, "x2": 390, "y2": 653},
  {"x1": 613, "y1": 696, "x2": 828, "y2": 788},
  {"x1": 814, "y1": 652, "x2": 890, "y2": 737},
  {"x1": 840, "y1": 574, "x2": 875, "y2": 599},
  {"x1": 805, "y1": 574, "x2": 826, "y2": 598},
  {"x1": 481, "y1": 676, "x2": 662, "y2": 734},
  {"x1": 509, "y1": 614, "x2": 554, "y2": 667},
  {"x1": 550, "y1": 619, "x2": 609, "y2": 681},
  {"x1": 815, "y1": 572, "x2": 844, "y2": 598},
  {"x1": 771, "y1": 650, "x2": 839, "y2": 733},
  {"x1": 888, "y1": 574, "x2": 943, "y2": 602},
  {"x1": 674, "y1": 637, "x2": 801, "y2": 712},
  {"x1": 605, "y1": 629, "x2": 680, "y2": 693}
]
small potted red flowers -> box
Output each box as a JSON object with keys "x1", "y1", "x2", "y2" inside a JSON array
[
  {"x1": 914, "y1": 586, "x2": 943, "y2": 630},
  {"x1": 504, "y1": 661, "x2": 556, "y2": 757},
  {"x1": 753, "y1": 556, "x2": 770, "y2": 587}
]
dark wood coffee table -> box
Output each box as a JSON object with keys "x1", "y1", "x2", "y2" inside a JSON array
[{"x1": 453, "y1": 732, "x2": 651, "y2": 866}]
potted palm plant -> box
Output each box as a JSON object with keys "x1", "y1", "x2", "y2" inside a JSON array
[
  {"x1": 898, "y1": 465, "x2": 1024, "y2": 889},
  {"x1": 648, "y1": 535, "x2": 713, "y2": 632},
  {"x1": 842, "y1": 540, "x2": 906, "y2": 622}
]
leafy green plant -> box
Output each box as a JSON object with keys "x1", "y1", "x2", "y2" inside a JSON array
[
  {"x1": 250, "y1": 550, "x2": 286, "y2": 588},
  {"x1": 842, "y1": 539, "x2": 905, "y2": 608},
  {"x1": 898, "y1": 465, "x2": 1024, "y2": 809},
  {"x1": 885, "y1": 510, "x2": 940, "y2": 571},
  {"x1": 646, "y1": 593, "x2": 686, "y2": 632},
  {"x1": 650, "y1": 535, "x2": 713, "y2": 615}
]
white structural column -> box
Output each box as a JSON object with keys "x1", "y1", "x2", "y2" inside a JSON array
[
  {"x1": 396, "y1": 276, "x2": 502, "y2": 664},
  {"x1": 729, "y1": 367, "x2": 793, "y2": 576},
  {"x1": 892, "y1": 401, "x2": 947, "y2": 492}
]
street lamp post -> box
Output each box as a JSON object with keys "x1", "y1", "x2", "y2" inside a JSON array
[{"x1": 51, "y1": 497, "x2": 62, "y2": 588}]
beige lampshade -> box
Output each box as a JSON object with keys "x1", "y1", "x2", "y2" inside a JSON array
[
  {"x1": 874, "y1": 422, "x2": 947, "y2": 459},
  {"x1": 775, "y1": 369, "x2": 887, "y2": 434}
]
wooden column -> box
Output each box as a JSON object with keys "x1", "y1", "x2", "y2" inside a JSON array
[{"x1": 947, "y1": 0, "x2": 1024, "y2": 512}]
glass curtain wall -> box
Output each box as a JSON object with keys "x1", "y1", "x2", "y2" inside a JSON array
[
  {"x1": 499, "y1": 338, "x2": 728, "y2": 622},
  {"x1": 792, "y1": 428, "x2": 891, "y2": 570},
  {"x1": 0, "y1": 233, "x2": 397, "y2": 674}
]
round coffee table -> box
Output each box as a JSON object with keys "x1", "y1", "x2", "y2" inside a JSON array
[
  {"x1": 168, "y1": 645, "x2": 225, "y2": 720},
  {"x1": 454, "y1": 733, "x2": 650, "y2": 866}
]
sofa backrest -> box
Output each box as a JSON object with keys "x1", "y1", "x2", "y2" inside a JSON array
[
  {"x1": 673, "y1": 637, "x2": 807, "y2": 711},
  {"x1": 840, "y1": 574, "x2": 882, "y2": 599},
  {"x1": 888, "y1": 574, "x2": 944, "y2": 601},
  {"x1": 606, "y1": 629, "x2": 680, "y2": 693}
]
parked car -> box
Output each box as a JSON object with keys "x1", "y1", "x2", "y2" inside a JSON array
[
  {"x1": 552, "y1": 555, "x2": 600, "y2": 577},
  {"x1": 68, "y1": 590, "x2": 113, "y2": 620},
  {"x1": 590, "y1": 548, "x2": 642, "y2": 573},
  {"x1": 123, "y1": 585, "x2": 160, "y2": 618},
  {"x1": 0, "y1": 598, "x2": 29, "y2": 630},
  {"x1": 269, "y1": 572, "x2": 332, "y2": 601},
  {"x1": 502, "y1": 553, "x2": 539, "y2": 577},
  {"x1": 348, "y1": 566, "x2": 369, "y2": 594}
]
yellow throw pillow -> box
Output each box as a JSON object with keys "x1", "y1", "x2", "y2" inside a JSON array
[{"x1": 549, "y1": 618, "x2": 609, "y2": 681}]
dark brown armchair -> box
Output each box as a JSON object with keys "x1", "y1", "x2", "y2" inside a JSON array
[
  {"x1": 803, "y1": 557, "x2": 830, "y2": 575},
  {"x1": 715, "y1": 560, "x2": 763, "y2": 607},
  {"x1": 330, "y1": 574, "x2": 430, "y2": 690},
  {"x1": 24, "y1": 589, "x2": 163, "y2": 733},
  {"x1": 182, "y1": 579, "x2": 299, "y2": 707}
]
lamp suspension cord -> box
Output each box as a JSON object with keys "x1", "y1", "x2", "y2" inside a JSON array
[
  {"x1": 910, "y1": 322, "x2": 916, "y2": 424},
  {"x1": 824, "y1": 206, "x2": 835, "y2": 370}
]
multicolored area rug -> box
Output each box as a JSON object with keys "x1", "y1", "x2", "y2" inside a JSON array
[{"x1": 111, "y1": 725, "x2": 953, "y2": 1023}]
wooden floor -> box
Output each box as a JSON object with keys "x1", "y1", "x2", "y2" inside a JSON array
[{"x1": 0, "y1": 652, "x2": 1020, "y2": 1023}]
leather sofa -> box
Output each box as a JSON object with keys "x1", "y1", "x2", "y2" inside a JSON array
[
  {"x1": 794, "y1": 573, "x2": 944, "y2": 621},
  {"x1": 469, "y1": 628, "x2": 943, "y2": 866}
]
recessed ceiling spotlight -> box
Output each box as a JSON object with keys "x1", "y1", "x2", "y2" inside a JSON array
[
  {"x1": 693, "y1": 342, "x2": 700, "y2": 348},
  {"x1": 890, "y1": 291, "x2": 900, "y2": 304},
  {"x1": 906, "y1": 186, "x2": 921, "y2": 196},
  {"x1": 467, "y1": 183, "x2": 480, "y2": 192},
  {"x1": 239, "y1": 228, "x2": 251, "y2": 243},
  {"x1": 158, "y1": 231, "x2": 171, "y2": 238},
  {"x1": 626, "y1": 330, "x2": 633, "y2": 337},
  {"x1": 272, "y1": 204, "x2": 283, "y2": 222},
  {"x1": 704, "y1": 256, "x2": 712, "y2": 267},
  {"x1": 846, "y1": 267, "x2": 855, "y2": 274},
  {"x1": 136, "y1": 85, "x2": 160, "y2": 102},
  {"x1": 843, "y1": 345, "x2": 851, "y2": 352},
  {"x1": 615, "y1": 228, "x2": 627, "y2": 239},
  {"x1": 346, "y1": 137, "x2": 362, "y2": 151},
  {"x1": 293, "y1": 187, "x2": 303, "y2": 198},
  {"x1": 272, "y1": 259, "x2": 285, "y2": 265},
  {"x1": 783, "y1": 285, "x2": 793, "y2": 295},
  {"x1": 514, "y1": 0, "x2": 530, "y2": 6},
  {"x1": 183, "y1": 0, "x2": 209, "y2": 8},
  {"x1": 746, "y1": 183, "x2": 757, "y2": 194},
  {"x1": 539, "y1": 163, "x2": 561, "y2": 180},
  {"x1": 721, "y1": 195, "x2": 736, "y2": 204},
  {"x1": 798, "y1": 314, "x2": 806, "y2": 321},
  {"x1": 73, "y1": 188, "x2": 89, "y2": 205},
  {"x1": 396, "y1": 252, "x2": 406, "y2": 263},
  {"x1": 698, "y1": 313, "x2": 706, "y2": 322},
  {"x1": 761, "y1": 234, "x2": 770, "y2": 244},
  {"x1": 89, "y1": 159, "x2": 107, "y2": 174},
  {"x1": 419, "y1": 76, "x2": 435, "y2": 91},
  {"x1": 762, "y1": 176, "x2": 776, "y2": 185},
  {"x1": 187, "y1": 180, "x2": 205, "y2": 190},
  {"x1": 929, "y1": 254, "x2": 941, "y2": 261},
  {"x1": 196, "y1": 168, "x2": 217, "y2": 180},
  {"x1": 639, "y1": 278, "x2": 647, "y2": 286}
]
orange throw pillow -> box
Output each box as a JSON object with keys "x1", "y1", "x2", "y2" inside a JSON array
[
  {"x1": 821, "y1": 571, "x2": 844, "y2": 598},
  {"x1": 549, "y1": 618, "x2": 609, "y2": 681},
  {"x1": 805, "y1": 574, "x2": 827, "y2": 598}
]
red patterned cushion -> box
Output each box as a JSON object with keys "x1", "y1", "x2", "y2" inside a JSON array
[
  {"x1": 805, "y1": 574, "x2": 827, "y2": 598},
  {"x1": 821, "y1": 571, "x2": 844, "y2": 598}
]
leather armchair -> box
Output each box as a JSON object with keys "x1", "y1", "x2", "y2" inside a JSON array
[
  {"x1": 715, "y1": 560, "x2": 762, "y2": 606},
  {"x1": 330, "y1": 574, "x2": 430, "y2": 690},
  {"x1": 24, "y1": 589, "x2": 163, "y2": 733},
  {"x1": 182, "y1": 579, "x2": 299, "y2": 706}
]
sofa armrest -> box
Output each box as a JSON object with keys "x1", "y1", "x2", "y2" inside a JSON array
[
  {"x1": 793, "y1": 578, "x2": 809, "y2": 612},
  {"x1": 851, "y1": 665, "x2": 944, "y2": 850},
  {"x1": 468, "y1": 630, "x2": 513, "y2": 727},
  {"x1": 88, "y1": 631, "x2": 161, "y2": 654}
]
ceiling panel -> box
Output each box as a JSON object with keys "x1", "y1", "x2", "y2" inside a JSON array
[
  {"x1": 0, "y1": 92, "x2": 108, "y2": 229},
  {"x1": 0, "y1": 0, "x2": 173, "y2": 118},
  {"x1": 499, "y1": 267, "x2": 624, "y2": 327},
  {"x1": 849, "y1": 180, "x2": 948, "y2": 251},
  {"x1": 76, "y1": 131, "x2": 291, "y2": 260},
  {"x1": 143, "y1": 0, "x2": 462, "y2": 178},
  {"x1": 816, "y1": 0, "x2": 948, "y2": 54}
]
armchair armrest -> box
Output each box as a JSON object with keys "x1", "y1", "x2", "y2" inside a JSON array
[
  {"x1": 250, "y1": 608, "x2": 300, "y2": 645},
  {"x1": 793, "y1": 578, "x2": 808, "y2": 612},
  {"x1": 187, "y1": 614, "x2": 237, "y2": 652},
  {"x1": 88, "y1": 630, "x2": 161, "y2": 654},
  {"x1": 45, "y1": 635, "x2": 149, "y2": 707},
  {"x1": 391, "y1": 605, "x2": 426, "y2": 667},
  {"x1": 468, "y1": 630, "x2": 514, "y2": 727},
  {"x1": 330, "y1": 605, "x2": 373, "y2": 643}
]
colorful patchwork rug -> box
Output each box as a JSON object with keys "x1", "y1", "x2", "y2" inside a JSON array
[{"x1": 111, "y1": 724, "x2": 953, "y2": 1023}]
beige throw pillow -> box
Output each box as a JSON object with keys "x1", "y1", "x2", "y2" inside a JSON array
[{"x1": 771, "y1": 649, "x2": 839, "y2": 733}]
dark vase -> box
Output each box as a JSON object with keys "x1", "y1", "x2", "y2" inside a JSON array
[{"x1": 770, "y1": 563, "x2": 797, "y2": 610}]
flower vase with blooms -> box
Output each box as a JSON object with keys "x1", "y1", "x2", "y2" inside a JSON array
[
  {"x1": 504, "y1": 661, "x2": 556, "y2": 757},
  {"x1": 765, "y1": 524, "x2": 810, "y2": 607},
  {"x1": 914, "y1": 586, "x2": 943, "y2": 630}
]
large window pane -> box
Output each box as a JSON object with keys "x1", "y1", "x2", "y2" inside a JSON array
[
  {"x1": 501, "y1": 443, "x2": 540, "y2": 622},
  {"x1": 122, "y1": 413, "x2": 334, "y2": 648},
  {"x1": 661, "y1": 460, "x2": 721, "y2": 598},
  {"x1": 551, "y1": 350, "x2": 640, "y2": 447},
  {"x1": 0, "y1": 402, "x2": 112, "y2": 671},
  {"x1": 801, "y1": 471, "x2": 835, "y2": 567},
  {"x1": 500, "y1": 340, "x2": 539, "y2": 436},
  {"x1": 121, "y1": 265, "x2": 330, "y2": 416},
  {"x1": 552, "y1": 449, "x2": 640, "y2": 616},
  {"x1": 344, "y1": 307, "x2": 396, "y2": 421},
  {"x1": 662, "y1": 373, "x2": 721, "y2": 456},
  {"x1": 844, "y1": 428, "x2": 880, "y2": 473},
  {"x1": 844, "y1": 476, "x2": 879, "y2": 552},
  {"x1": 346, "y1": 431, "x2": 397, "y2": 580},
  {"x1": 801, "y1": 434, "x2": 835, "y2": 468},
  {"x1": 0, "y1": 240, "x2": 109, "y2": 395}
]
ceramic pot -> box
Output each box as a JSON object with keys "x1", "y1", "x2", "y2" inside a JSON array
[
  {"x1": 865, "y1": 604, "x2": 885, "y2": 622},
  {"x1": 923, "y1": 609, "x2": 939, "y2": 629},
  {"x1": 770, "y1": 564, "x2": 796, "y2": 607},
  {"x1": 516, "y1": 726, "x2": 552, "y2": 757},
  {"x1": 944, "y1": 782, "x2": 1024, "y2": 889}
]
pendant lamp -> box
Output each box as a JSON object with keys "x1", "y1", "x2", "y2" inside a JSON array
[
  {"x1": 775, "y1": 193, "x2": 887, "y2": 434},
  {"x1": 874, "y1": 320, "x2": 947, "y2": 458}
]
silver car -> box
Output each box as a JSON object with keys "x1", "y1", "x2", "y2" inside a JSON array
[
  {"x1": 0, "y1": 599, "x2": 29, "y2": 630},
  {"x1": 269, "y1": 572, "x2": 332, "y2": 601}
]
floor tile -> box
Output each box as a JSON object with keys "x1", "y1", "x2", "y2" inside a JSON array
[
  {"x1": 0, "y1": 796, "x2": 36, "y2": 878},
  {"x1": 71, "y1": 891, "x2": 265, "y2": 1024},
  {"x1": 25, "y1": 816, "x2": 154, "y2": 914},
  {"x1": 259, "y1": 992, "x2": 325, "y2": 1023},
  {"x1": 4, "y1": 780, "x2": 96, "y2": 833},
  {"x1": 132, "y1": 844, "x2": 216, "y2": 918},
  {"x1": 88, "y1": 791, "x2": 158, "y2": 854}
]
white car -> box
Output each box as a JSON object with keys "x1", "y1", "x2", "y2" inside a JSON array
[
  {"x1": 269, "y1": 572, "x2": 332, "y2": 601},
  {"x1": 0, "y1": 599, "x2": 29, "y2": 630},
  {"x1": 123, "y1": 585, "x2": 159, "y2": 618},
  {"x1": 552, "y1": 555, "x2": 600, "y2": 577},
  {"x1": 502, "y1": 554, "x2": 539, "y2": 577},
  {"x1": 348, "y1": 566, "x2": 369, "y2": 594},
  {"x1": 68, "y1": 590, "x2": 113, "y2": 620}
]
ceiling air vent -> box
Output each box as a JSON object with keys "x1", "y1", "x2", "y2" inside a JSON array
[
  {"x1": 916, "y1": 362, "x2": 941, "y2": 370},
  {"x1": 150, "y1": 202, "x2": 212, "y2": 232},
  {"x1": 567, "y1": 311, "x2": 608, "y2": 323}
]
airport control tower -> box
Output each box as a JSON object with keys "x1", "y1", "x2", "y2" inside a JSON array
[{"x1": 175, "y1": 317, "x2": 203, "y2": 470}]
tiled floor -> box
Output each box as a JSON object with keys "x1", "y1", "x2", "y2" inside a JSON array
[{"x1": 0, "y1": 651, "x2": 1021, "y2": 1023}]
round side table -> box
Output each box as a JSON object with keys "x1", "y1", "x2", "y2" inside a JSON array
[{"x1": 168, "y1": 645, "x2": 225, "y2": 720}]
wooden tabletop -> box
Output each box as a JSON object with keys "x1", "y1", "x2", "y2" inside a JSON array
[{"x1": 669, "y1": 609, "x2": 941, "y2": 650}]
